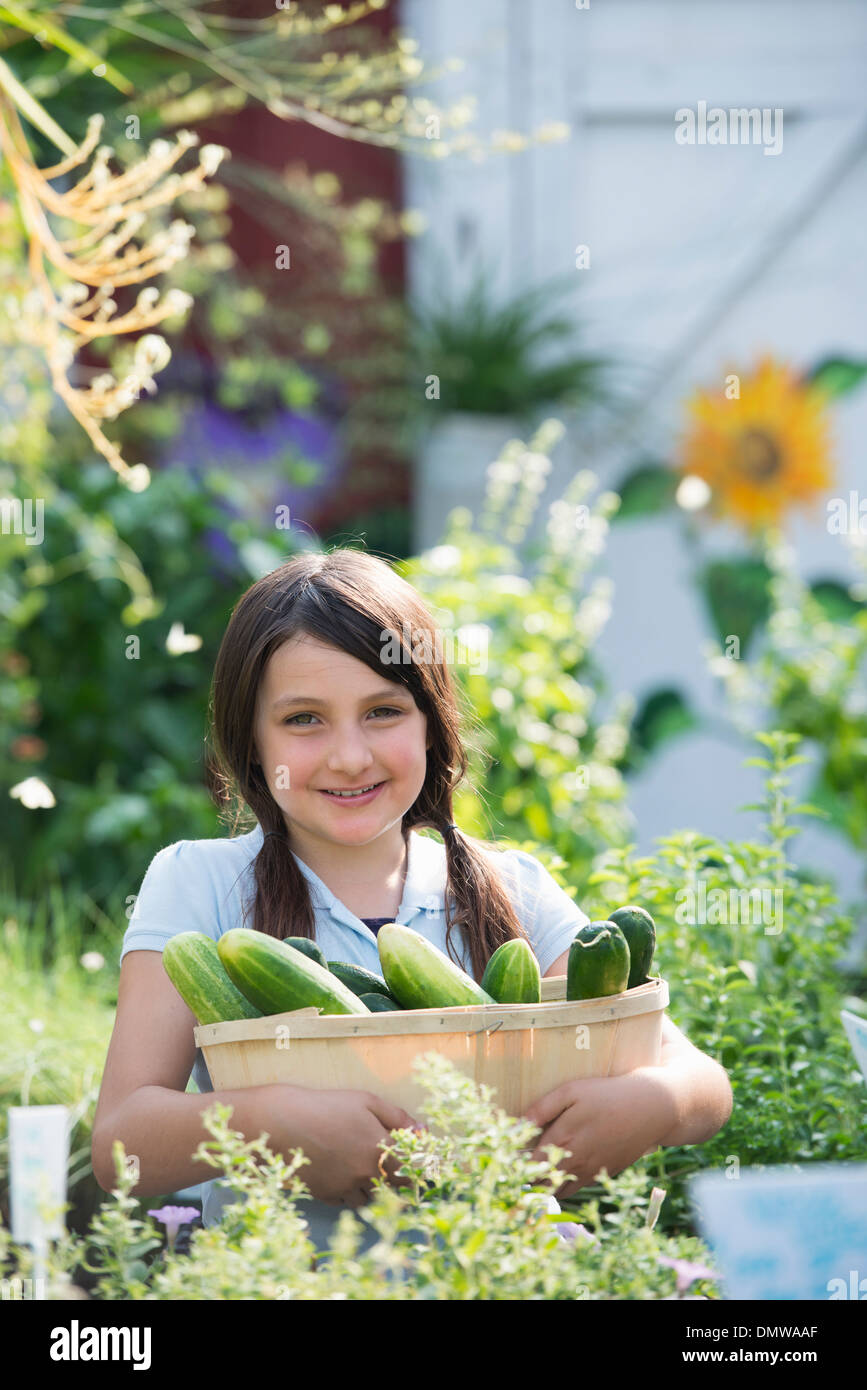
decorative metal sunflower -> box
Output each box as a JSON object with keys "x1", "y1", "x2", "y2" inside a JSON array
[{"x1": 677, "y1": 356, "x2": 836, "y2": 531}]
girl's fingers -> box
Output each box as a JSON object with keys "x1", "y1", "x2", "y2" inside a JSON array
[
  {"x1": 367, "y1": 1096, "x2": 419, "y2": 1133},
  {"x1": 531, "y1": 1115, "x2": 585, "y2": 1168},
  {"x1": 524, "y1": 1080, "x2": 581, "y2": 1130},
  {"x1": 555, "y1": 1178, "x2": 586, "y2": 1200}
]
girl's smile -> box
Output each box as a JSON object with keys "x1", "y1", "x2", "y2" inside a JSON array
[{"x1": 318, "y1": 780, "x2": 387, "y2": 804}]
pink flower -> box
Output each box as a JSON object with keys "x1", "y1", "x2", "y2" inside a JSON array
[
  {"x1": 147, "y1": 1204, "x2": 200, "y2": 1249},
  {"x1": 557, "y1": 1222, "x2": 598, "y2": 1245},
  {"x1": 658, "y1": 1254, "x2": 718, "y2": 1294}
]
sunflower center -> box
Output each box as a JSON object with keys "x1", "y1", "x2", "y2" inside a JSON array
[{"x1": 735, "y1": 429, "x2": 781, "y2": 482}]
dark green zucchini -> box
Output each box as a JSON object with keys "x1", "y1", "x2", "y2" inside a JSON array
[
  {"x1": 284, "y1": 935, "x2": 329, "y2": 969},
  {"x1": 606, "y1": 905, "x2": 656, "y2": 988},
  {"x1": 566, "y1": 921, "x2": 631, "y2": 1001}
]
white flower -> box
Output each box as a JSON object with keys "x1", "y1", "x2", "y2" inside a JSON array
[
  {"x1": 80, "y1": 951, "x2": 105, "y2": 972},
  {"x1": 534, "y1": 121, "x2": 570, "y2": 143},
  {"x1": 28, "y1": 1018, "x2": 44, "y2": 1033},
  {"x1": 136, "y1": 287, "x2": 161, "y2": 312},
  {"x1": 425, "y1": 545, "x2": 460, "y2": 574},
  {"x1": 200, "y1": 144, "x2": 229, "y2": 176},
  {"x1": 122, "y1": 464, "x2": 151, "y2": 493},
  {"x1": 675, "y1": 474, "x2": 712, "y2": 512},
  {"x1": 163, "y1": 289, "x2": 194, "y2": 315},
  {"x1": 166, "y1": 622, "x2": 202, "y2": 655},
  {"x1": 10, "y1": 777, "x2": 56, "y2": 809},
  {"x1": 134, "y1": 334, "x2": 172, "y2": 375}
]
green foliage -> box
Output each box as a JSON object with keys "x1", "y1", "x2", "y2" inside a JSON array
[
  {"x1": 0, "y1": 437, "x2": 308, "y2": 902},
  {"x1": 572, "y1": 732, "x2": 866, "y2": 1231},
  {"x1": 620, "y1": 688, "x2": 697, "y2": 775},
  {"x1": 0, "y1": 2, "x2": 441, "y2": 156},
  {"x1": 399, "y1": 418, "x2": 633, "y2": 878},
  {"x1": 708, "y1": 540, "x2": 867, "y2": 862},
  {"x1": 700, "y1": 555, "x2": 774, "y2": 656},
  {"x1": 806, "y1": 357, "x2": 867, "y2": 401},
  {"x1": 1, "y1": 1053, "x2": 719, "y2": 1301},
  {"x1": 611, "y1": 461, "x2": 679, "y2": 520},
  {"x1": 0, "y1": 882, "x2": 124, "y2": 1234},
  {"x1": 410, "y1": 271, "x2": 611, "y2": 418}
]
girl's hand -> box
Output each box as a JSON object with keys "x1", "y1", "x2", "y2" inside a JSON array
[
  {"x1": 522, "y1": 1068, "x2": 677, "y2": 1199},
  {"x1": 265, "y1": 1084, "x2": 420, "y2": 1208}
]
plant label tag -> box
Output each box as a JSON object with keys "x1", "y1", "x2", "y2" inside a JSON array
[
  {"x1": 8, "y1": 1105, "x2": 69, "y2": 1246},
  {"x1": 689, "y1": 1163, "x2": 867, "y2": 1300},
  {"x1": 841, "y1": 1009, "x2": 867, "y2": 1086}
]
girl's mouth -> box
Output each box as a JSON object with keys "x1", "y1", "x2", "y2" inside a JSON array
[{"x1": 318, "y1": 780, "x2": 386, "y2": 805}]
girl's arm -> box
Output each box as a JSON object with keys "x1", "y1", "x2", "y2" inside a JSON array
[
  {"x1": 92, "y1": 951, "x2": 288, "y2": 1196},
  {"x1": 647, "y1": 1014, "x2": 733, "y2": 1147}
]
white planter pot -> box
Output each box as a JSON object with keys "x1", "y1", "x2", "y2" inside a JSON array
[{"x1": 413, "y1": 411, "x2": 520, "y2": 553}]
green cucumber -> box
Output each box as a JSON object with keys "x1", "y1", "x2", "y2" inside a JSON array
[
  {"x1": 566, "y1": 921, "x2": 631, "y2": 1001},
  {"x1": 218, "y1": 929, "x2": 369, "y2": 1016},
  {"x1": 481, "y1": 939, "x2": 541, "y2": 1003},
  {"x1": 607, "y1": 905, "x2": 656, "y2": 988},
  {"x1": 358, "y1": 992, "x2": 403, "y2": 1012},
  {"x1": 284, "y1": 935, "x2": 329, "y2": 969},
  {"x1": 163, "y1": 932, "x2": 262, "y2": 1025},
  {"x1": 328, "y1": 960, "x2": 395, "y2": 1000},
  {"x1": 377, "y1": 923, "x2": 495, "y2": 1010}
]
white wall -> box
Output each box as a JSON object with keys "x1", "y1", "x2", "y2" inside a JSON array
[{"x1": 401, "y1": 0, "x2": 867, "y2": 930}]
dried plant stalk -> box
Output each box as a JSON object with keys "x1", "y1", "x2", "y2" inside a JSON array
[{"x1": 0, "y1": 92, "x2": 228, "y2": 489}]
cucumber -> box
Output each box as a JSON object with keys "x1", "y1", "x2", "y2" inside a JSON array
[
  {"x1": 481, "y1": 939, "x2": 541, "y2": 1004},
  {"x1": 358, "y1": 992, "x2": 403, "y2": 1012},
  {"x1": 377, "y1": 923, "x2": 495, "y2": 1010},
  {"x1": 163, "y1": 932, "x2": 262, "y2": 1025},
  {"x1": 284, "y1": 935, "x2": 329, "y2": 970},
  {"x1": 607, "y1": 905, "x2": 656, "y2": 988},
  {"x1": 218, "y1": 929, "x2": 370, "y2": 1016},
  {"x1": 328, "y1": 960, "x2": 395, "y2": 1000},
  {"x1": 566, "y1": 921, "x2": 631, "y2": 1001}
]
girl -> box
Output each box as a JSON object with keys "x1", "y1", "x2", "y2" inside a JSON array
[{"x1": 92, "y1": 548, "x2": 732, "y2": 1255}]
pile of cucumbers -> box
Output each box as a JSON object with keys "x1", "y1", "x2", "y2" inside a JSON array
[{"x1": 162, "y1": 905, "x2": 657, "y2": 1026}]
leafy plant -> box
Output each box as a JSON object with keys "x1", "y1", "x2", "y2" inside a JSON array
[
  {"x1": 410, "y1": 269, "x2": 610, "y2": 418},
  {"x1": 552, "y1": 732, "x2": 866, "y2": 1231},
  {"x1": 1, "y1": 1053, "x2": 719, "y2": 1301},
  {"x1": 707, "y1": 539, "x2": 867, "y2": 875},
  {"x1": 399, "y1": 417, "x2": 634, "y2": 878}
]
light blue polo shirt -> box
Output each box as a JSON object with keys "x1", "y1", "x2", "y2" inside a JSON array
[{"x1": 119, "y1": 823, "x2": 589, "y2": 1253}]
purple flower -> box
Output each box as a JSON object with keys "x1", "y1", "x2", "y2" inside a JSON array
[
  {"x1": 558, "y1": 1222, "x2": 597, "y2": 1245},
  {"x1": 148, "y1": 1204, "x2": 200, "y2": 1249},
  {"x1": 658, "y1": 1254, "x2": 718, "y2": 1294},
  {"x1": 160, "y1": 400, "x2": 343, "y2": 576}
]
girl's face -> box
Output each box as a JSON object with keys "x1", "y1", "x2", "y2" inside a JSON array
[{"x1": 253, "y1": 633, "x2": 431, "y2": 848}]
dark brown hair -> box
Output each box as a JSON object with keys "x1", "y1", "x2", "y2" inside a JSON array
[{"x1": 204, "y1": 547, "x2": 528, "y2": 981}]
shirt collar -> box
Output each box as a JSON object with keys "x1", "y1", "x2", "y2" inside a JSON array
[{"x1": 253, "y1": 825, "x2": 446, "y2": 930}]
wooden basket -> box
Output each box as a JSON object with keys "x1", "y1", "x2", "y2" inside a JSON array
[{"x1": 194, "y1": 975, "x2": 669, "y2": 1118}]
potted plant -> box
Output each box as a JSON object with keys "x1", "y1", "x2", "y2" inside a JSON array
[{"x1": 408, "y1": 268, "x2": 611, "y2": 551}]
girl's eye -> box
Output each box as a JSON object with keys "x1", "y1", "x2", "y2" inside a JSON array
[{"x1": 283, "y1": 707, "x2": 402, "y2": 726}]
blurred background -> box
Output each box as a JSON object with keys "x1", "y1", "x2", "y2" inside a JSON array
[
  {"x1": 402, "y1": 0, "x2": 867, "y2": 910},
  {"x1": 3, "y1": 0, "x2": 864, "y2": 910},
  {"x1": 1, "y1": 0, "x2": 866, "y2": 1249}
]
